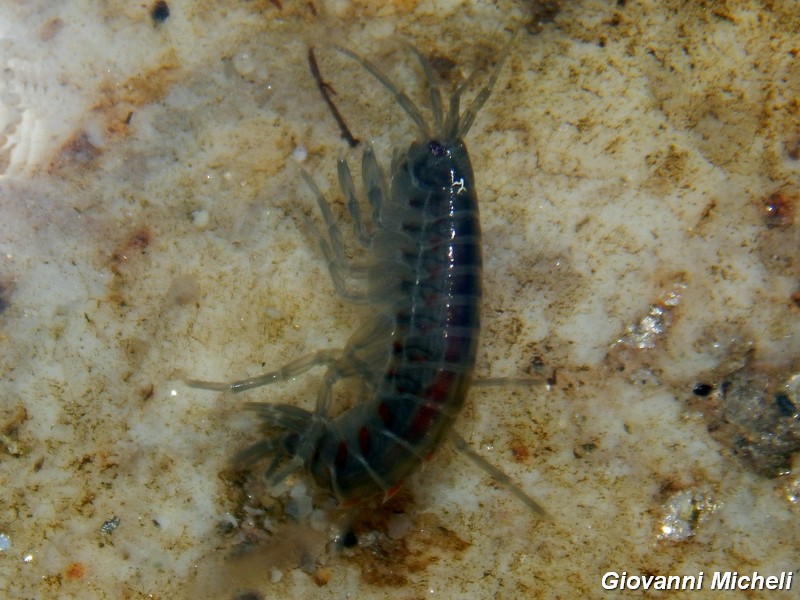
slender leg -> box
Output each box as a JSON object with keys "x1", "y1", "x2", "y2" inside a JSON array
[
  {"x1": 361, "y1": 144, "x2": 387, "y2": 228},
  {"x1": 338, "y1": 158, "x2": 372, "y2": 247},
  {"x1": 185, "y1": 348, "x2": 344, "y2": 393},
  {"x1": 472, "y1": 375, "x2": 548, "y2": 387},
  {"x1": 448, "y1": 429, "x2": 548, "y2": 518},
  {"x1": 339, "y1": 312, "x2": 394, "y2": 376},
  {"x1": 300, "y1": 171, "x2": 381, "y2": 303},
  {"x1": 233, "y1": 437, "x2": 282, "y2": 467}
]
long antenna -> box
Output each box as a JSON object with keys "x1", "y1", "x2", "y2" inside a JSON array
[{"x1": 334, "y1": 45, "x2": 431, "y2": 138}]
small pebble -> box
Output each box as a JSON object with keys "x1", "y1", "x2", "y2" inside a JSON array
[
  {"x1": 191, "y1": 209, "x2": 209, "y2": 228},
  {"x1": 293, "y1": 146, "x2": 308, "y2": 162},
  {"x1": 233, "y1": 52, "x2": 256, "y2": 77}
]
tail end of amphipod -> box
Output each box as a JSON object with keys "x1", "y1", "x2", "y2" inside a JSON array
[{"x1": 448, "y1": 430, "x2": 550, "y2": 520}]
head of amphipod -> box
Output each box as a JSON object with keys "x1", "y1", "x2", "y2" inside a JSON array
[
  {"x1": 335, "y1": 34, "x2": 515, "y2": 200},
  {"x1": 405, "y1": 138, "x2": 474, "y2": 194}
]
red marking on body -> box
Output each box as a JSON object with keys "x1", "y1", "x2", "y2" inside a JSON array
[
  {"x1": 358, "y1": 426, "x2": 370, "y2": 455},
  {"x1": 407, "y1": 404, "x2": 439, "y2": 440},
  {"x1": 408, "y1": 345, "x2": 427, "y2": 362},
  {"x1": 377, "y1": 402, "x2": 393, "y2": 426},
  {"x1": 444, "y1": 334, "x2": 465, "y2": 361},
  {"x1": 335, "y1": 441, "x2": 348, "y2": 467},
  {"x1": 426, "y1": 370, "x2": 455, "y2": 402},
  {"x1": 383, "y1": 481, "x2": 405, "y2": 502}
]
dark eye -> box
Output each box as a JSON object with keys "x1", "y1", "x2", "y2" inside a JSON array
[{"x1": 428, "y1": 140, "x2": 446, "y2": 157}]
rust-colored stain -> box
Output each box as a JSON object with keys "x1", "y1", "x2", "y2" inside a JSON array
[
  {"x1": 49, "y1": 131, "x2": 104, "y2": 171},
  {"x1": 110, "y1": 227, "x2": 152, "y2": 272},
  {"x1": 510, "y1": 439, "x2": 530, "y2": 463},
  {"x1": 312, "y1": 566, "x2": 332, "y2": 586},
  {"x1": 790, "y1": 290, "x2": 800, "y2": 313},
  {"x1": 761, "y1": 190, "x2": 796, "y2": 229},
  {"x1": 344, "y1": 491, "x2": 471, "y2": 587},
  {"x1": 97, "y1": 57, "x2": 179, "y2": 110},
  {"x1": 692, "y1": 198, "x2": 717, "y2": 232},
  {"x1": 39, "y1": 17, "x2": 65, "y2": 42},
  {"x1": 756, "y1": 189, "x2": 799, "y2": 278},
  {"x1": 105, "y1": 226, "x2": 155, "y2": 310},
  {"x1": 49, "y1": 57, "x2": 179, "y2": 172},
  {"x1": 219, "y1": 469, "x2": 470, "y2": 589},
  {"x1": 65, "y1": 562, "x2": 85, "y2": 579}
]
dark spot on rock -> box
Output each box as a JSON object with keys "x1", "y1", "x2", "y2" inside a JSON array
[
  {"x1": 785, "y1": 130, "x2": 800, "y2": 160},
  {"x1": 151, "y1": 1, "x2": 169, "y2": 22},
  {"x1": 111, "y1": 227, "x2": 152, "y2": 267},
  {"x1": 233, "y1": 592, "x2": 263, "y2": 600},
  {"x1": 342, "y1": 530, "x2": 358, "y2": 548},
  {"x1": 573, "y1": 442, "x2": 598, "y2": 459},
  {"x1": 693, "y1": 383, "x2": 713, "y2": 397},
  {"x1": 774, "y1": 393, "x2": 796, "y2": 417},
  {"x1": 0, "y1": 280, "x2": 12, "y2": 313},
  {"x1": 686, "y1": 362, "x2": 800, "y2": 477},
  {"x1": 428, "y1": 54, "x2": 457, "y2": 81},
  {"x1": 526, "y1": 0, "x2": 562, "y2": 33},
  {"x1": 791, "y1": 290, "x2": 800, "y2": 312}
]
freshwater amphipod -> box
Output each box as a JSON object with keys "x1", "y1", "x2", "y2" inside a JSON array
[{"x1": 187, "y1": 35, "x2": 541, "y2": 513}]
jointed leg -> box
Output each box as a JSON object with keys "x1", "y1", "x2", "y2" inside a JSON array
[
  {"x1": 300, "y1": 171, "x2": 380, "y2": 303},
  {"x1": 186, "y1": 348, "x2": 344, "y2": 393},
  {"x1": 337, "y1": 159, "x2": 372, "y2": 247},
  {"x1": 361, "y1": 145, "x2": 387, "y2": 228}
]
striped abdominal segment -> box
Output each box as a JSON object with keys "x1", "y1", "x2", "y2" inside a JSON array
[
  {"x1": 313, "y1": 366, "x2": 472, "y2": 502},
  {"x1": 311, "y1": 199, "x2": 482, "y2": 502}
]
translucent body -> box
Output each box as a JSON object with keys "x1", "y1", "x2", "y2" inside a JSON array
[
  {"x1": 308, "y1": 136, "x2": 482, "y2": 501},
  {"x1": 188, "y1": 37, "x2": 517, "y2": 506}
]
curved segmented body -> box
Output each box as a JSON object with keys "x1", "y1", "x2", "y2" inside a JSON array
[
  {"x1": 188, "y1": 36, "x2": 514, "y2": 505},
  {"x1": 312, "y1": 136, "x2": 482, "y2": 501}
]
